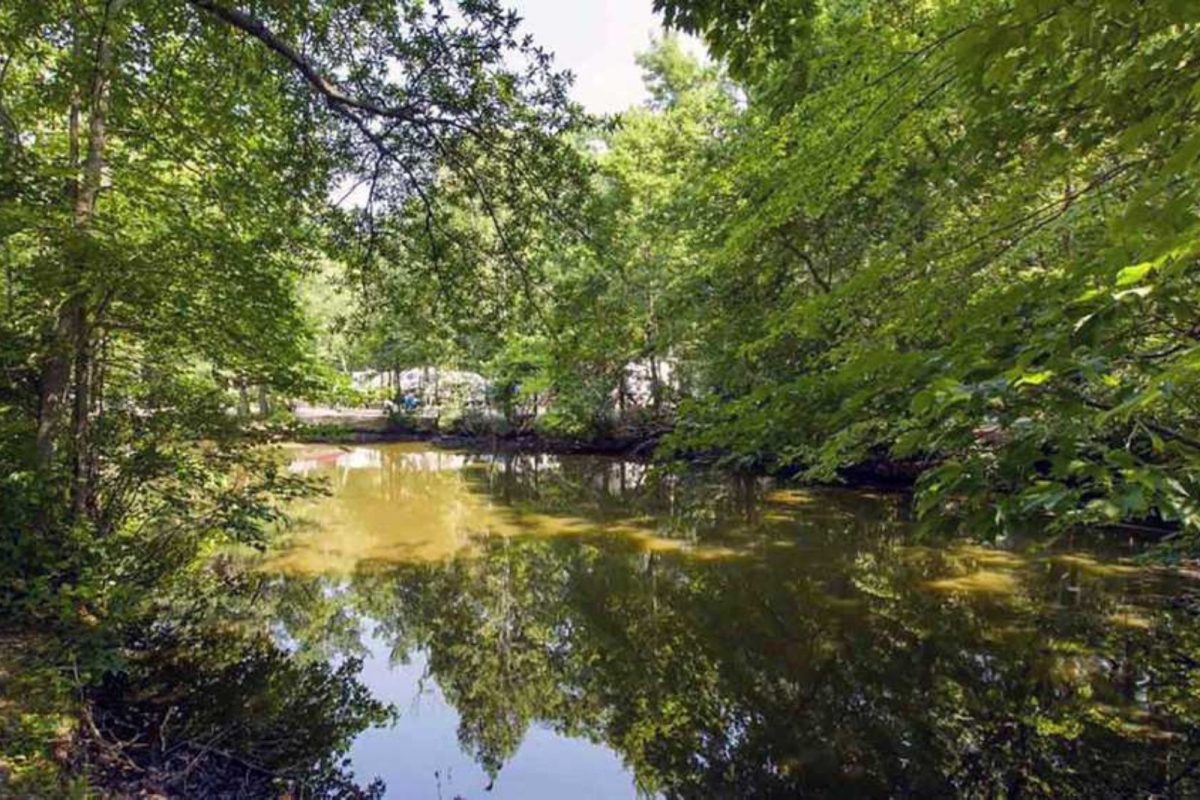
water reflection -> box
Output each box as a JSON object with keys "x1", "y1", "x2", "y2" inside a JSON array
[{"x1": 268, "y1": 444, "x2": 1200, "y2": 798}]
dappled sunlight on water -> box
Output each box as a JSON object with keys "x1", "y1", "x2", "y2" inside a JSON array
[
  {"x1": 925, "y1": 568, "x2": 1022, "y2": 596},
  {"x1": 267, "y1": 444, "x2": 755, "y2": 573},
  {"x1": 266, "y1": 446, "x2": 499, "y2": 570}
]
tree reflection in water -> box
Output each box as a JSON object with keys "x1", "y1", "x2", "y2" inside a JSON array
[
  {"x1": 266, "y1": 445, "x2": 1200, "y2": 798},
  {"x1": 86, "y1": 626, "x2": 390, "y2": 798}
]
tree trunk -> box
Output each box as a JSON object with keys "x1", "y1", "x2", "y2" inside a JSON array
[
  {"x1": 237, "y1": 379, "x2": 251, "y2": 418},
  {"x1": 4, "y1": 246, "x2": 12, "y2": 313},
  {"x1": 68, "y1": 0, "x2": 123, "y2": 517},
  {"x1": 70, "y1": 302, "x2": 92, "y2": 517},
  {"x1": 36, "y1": 316, "x2": 73, "y2": 469},
  {"x1": 35, "y1": 4, "x2": 84, "y2": 471},
  {"x1": 648, "y1": 354, "x2": 661, "y2": 413},
  {"x1": 37, "y1": 0, "x2": 125, "y2": 523},
  {"x1": 257, "y1": 384, "x2": 271, "y2": 416}
]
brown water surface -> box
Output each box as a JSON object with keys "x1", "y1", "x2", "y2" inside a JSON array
[{"x1": 263, "y1": 443, "x2": 1200, "y2": 799}]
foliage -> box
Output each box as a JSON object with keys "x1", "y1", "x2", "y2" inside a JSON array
[
  {"x1": 6, "y1": 0, "x2": 1200, "y2": 792},
  {"x1": 0, "y1": 0, "x2": 579, "y2": 794},
  {"x1": 650, "y1": 0, "x2": 1200, "y2": 538},
  {"x1": 377, "y1": 1, "x2": 1200, "y2": 540}
]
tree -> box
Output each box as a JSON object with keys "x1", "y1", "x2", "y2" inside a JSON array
[
  {"x1": 648, "y1": 0, "x2": 1200, "y2": 535},
  {"x1": 0, "y1": 0, "x2": 580, "y2": 519},
  {"x1": 0, "y1": 4, "x2": 584, "y2": 790}
]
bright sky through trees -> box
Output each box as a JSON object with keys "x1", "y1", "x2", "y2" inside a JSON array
[{"x1": 509, "y1": 0, "x2": 705, "y2": 112}]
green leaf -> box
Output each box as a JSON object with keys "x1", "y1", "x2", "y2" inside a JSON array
[{"x1": 1115, "y1": 262, "x2": 1154, "y2": 287}]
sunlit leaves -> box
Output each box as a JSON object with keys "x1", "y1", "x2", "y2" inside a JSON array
[{"x1": 635, "y1": 0, "x2": 1200, "y2": 539}]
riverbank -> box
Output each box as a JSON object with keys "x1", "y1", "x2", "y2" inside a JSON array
[
  {"x1": 280, "y1": 414, "x2": 927, "y2": 491},
  {"x1": 282, "y1": 405, "x2": 667, "y2": 457},
  {"x1": 291, "y1": 426, "x2": 663, "y2": 457}
]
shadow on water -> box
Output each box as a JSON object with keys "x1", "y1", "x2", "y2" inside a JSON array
[{"x1": 231, "y1": 443, "x2": 1200, "y2": 799}]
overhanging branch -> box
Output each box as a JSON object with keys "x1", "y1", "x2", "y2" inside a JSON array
[{"x1": 186, "y1": 0, "x2": 423, "y2": 123}]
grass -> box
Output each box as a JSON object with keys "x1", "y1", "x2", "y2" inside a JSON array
[{"x1": 0, "y1": 632, "x2": 89, "y2": 798}]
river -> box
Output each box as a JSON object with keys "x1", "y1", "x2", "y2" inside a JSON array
[{"x1": 258, "y1": 442, "x2": 1200, "y2": 798}]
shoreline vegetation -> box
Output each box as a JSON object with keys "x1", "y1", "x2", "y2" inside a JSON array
[
  {"x1": 3, "y1": 0, "x2": 1200, "y2": 796},
  {"x1": 282, "y1": 422, "x2": 1180, "y2": 535},
  {"x1": 283, "y1": 416, "x2": 930, "y2": 487}
]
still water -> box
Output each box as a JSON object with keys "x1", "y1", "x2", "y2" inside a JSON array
[{"x1": 266, "y1": 443, "x2": 1200, "y2": 798}]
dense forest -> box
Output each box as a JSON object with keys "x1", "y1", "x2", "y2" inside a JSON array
[{"x1": 2, "y1": 0, "x2": 1200, "y2": 796}]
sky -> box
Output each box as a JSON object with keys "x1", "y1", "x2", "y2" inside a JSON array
[
  {"x1": 337, "y1": 1, "x2": 703, "y2": 206},
  {"x1": 506, "y1": 0, "x2": 707, "y2": 114}
]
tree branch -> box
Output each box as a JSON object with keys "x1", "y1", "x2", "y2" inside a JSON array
[
  {"x1": 185, "y1": 0, "x2": 423, "y2": 122},
  {"x1": 777, "y1": 234, "x2": 830, "y2": 293}
]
